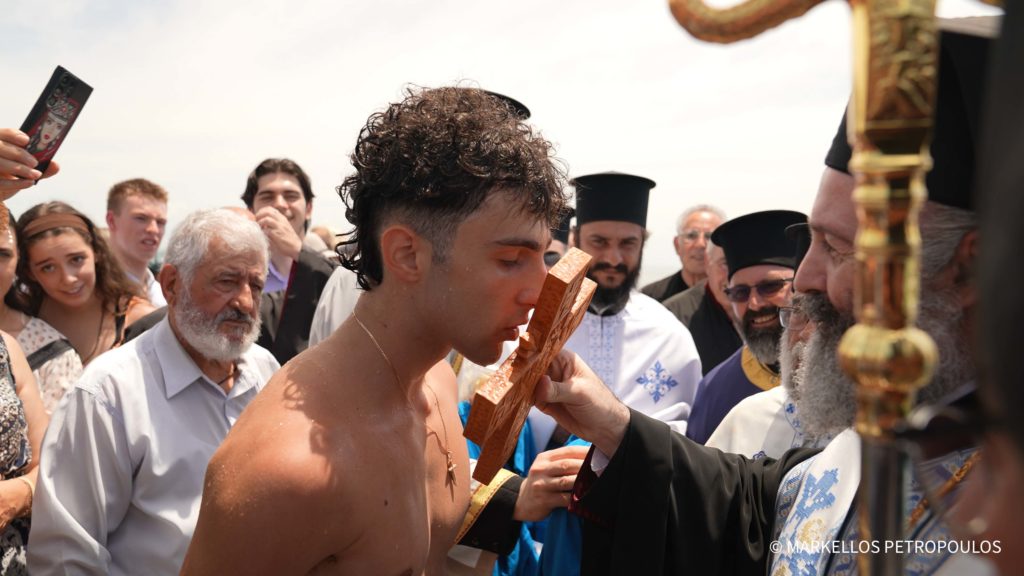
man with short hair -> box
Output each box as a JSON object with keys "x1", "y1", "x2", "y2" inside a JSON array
[
  {"x1": 106, "y1": 178, "x2": 169, "y2": 305},
  {"x1": 29, "y1": 209, "x2": 279, "y2": 575},
  {"x1": 559, "y1": 172, "x2": 701, "y2": 436},
  {"x1": 242, "y1": 158, "x2": 335, "y2": 363},
  {"x1": 642, "y1": 204, "x2": 725, "y2": 302},
  {"x1": 663, "y1": 239, "x2": 743, "y2": 374},
  {"x1": 181, "y1": 86, "x2": 570, "y2": 575},
  {"x1": 684, "y1": 209, "x2": 807, "y2": 444}
]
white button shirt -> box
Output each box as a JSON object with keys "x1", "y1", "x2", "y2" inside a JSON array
[{"x1": 29, "y1": 318, "x2": 280, "y2": 576}]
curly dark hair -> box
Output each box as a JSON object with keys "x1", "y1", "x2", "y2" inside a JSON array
[
  {"x1": 337, "y1": 86, "x2": 569, "y2": 290},
  {"x1": 11, "y1": 201, "x2": 142, "y2": 315}
]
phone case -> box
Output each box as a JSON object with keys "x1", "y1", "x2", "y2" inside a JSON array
[{"x1": 20, "y1": 66, "x2": 93, "y2": 173}]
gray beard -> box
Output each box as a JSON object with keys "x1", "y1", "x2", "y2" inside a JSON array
[
  {"x1": 780, "y1": 338, "x2": 805, "y2": 395},
  {"x1": 741, "y1": 306, "x2": 783, "y2": 366},
  {"x1": 746, "y1": 324, "x2": 782, "y2": 366},
  {"x1": 173, "y1": 289, "x2": 261, "y2": 363},
  {"x1": 793, "y1": 288, "x2": 972, "y2": 440}
]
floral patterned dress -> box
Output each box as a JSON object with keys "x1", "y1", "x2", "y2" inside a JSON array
[
  {"x1": 0, "y1": 337, "x2": 31, "y2": 574},
  {"x1": 16, "y1": 317, "x2": 83, "y2": 413}
]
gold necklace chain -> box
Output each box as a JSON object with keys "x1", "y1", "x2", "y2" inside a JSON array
[{"x1": 353, "y1": 313, "x2": 457, "y2": 486}]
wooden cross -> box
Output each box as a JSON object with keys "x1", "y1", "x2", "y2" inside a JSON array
[{"x1": 464, "y1": 247, "x2": 596, "y2": 484}]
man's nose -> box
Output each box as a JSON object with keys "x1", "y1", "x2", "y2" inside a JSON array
[
  {"x1": 518, "y1": 257, "x2": 548, "y2": 308},
  {"x1": 602, "y1": 247, "x2": 623, "y2": 267},
  {"x1": 232, "y1": 284, "x2": 257, "y2": 314},
  {"x1": 748, "y1": 288, "x2": 768, "y2": 310},
  {"x1": 270, "y1": 194, "x2": 289, "y2": 212},
  {"x1": 794, "y1": 244, "x2": 827, "y2": 295}
]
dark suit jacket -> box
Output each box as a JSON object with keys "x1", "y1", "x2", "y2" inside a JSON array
[{"x1": 257, "y1": 246, "x2": 336, "y2": 364}]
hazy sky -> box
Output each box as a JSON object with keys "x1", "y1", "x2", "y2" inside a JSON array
[{"x1": 1, "y1": 0, "x2": 999, "y2": 284}]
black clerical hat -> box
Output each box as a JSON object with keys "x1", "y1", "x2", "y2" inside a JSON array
[
  {"x1": 552, "y1": 207, "x2": 574, "y2": 244},
  {"x1": 483, "y1": 91, "x2": 530, "y2": 120},
  {"x1": 711, "y1": 210, "x2": 808, "y2": 279},
  {"x1": 785, "y1": 222, "x2": 811, "y2": 270},
  {"x1": 572, "y1": 172, "x2": 656, "y2": 227},
  {"x1": 823, "y1": 22, "x2": 993, "y2": 211}
]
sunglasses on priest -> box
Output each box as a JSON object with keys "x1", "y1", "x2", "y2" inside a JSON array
[{"x1": 723, "y1": 278, "x2": 793, "y2": 303}]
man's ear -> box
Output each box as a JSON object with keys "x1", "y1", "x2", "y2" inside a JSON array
[
  {"x1": 158, "y1": 264, "x2": 179, "y2": 306},
  {"x1": 380, "y1": 224, "x2": 431, "y2": 284},
  {"x1": 951, "y1": 229, "x2": 980, "y2": 308},
  {"x1": 105, "y1": 210, "x2": 116, "y2": 231}
]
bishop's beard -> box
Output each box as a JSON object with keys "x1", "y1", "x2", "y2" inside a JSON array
[{"x1": 793, "y1": 288, "x2": 974, "y2": 440}]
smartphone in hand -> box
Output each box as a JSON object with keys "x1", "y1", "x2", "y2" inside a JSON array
[{"x1": 20, "y1": 66, "x2": 93, "y2": 174}]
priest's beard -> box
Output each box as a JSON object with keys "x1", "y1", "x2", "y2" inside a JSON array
[
  {"x1": 173, "y1": 288, "x2": 262, "y2": 362},
  {"x1": 793, "y1": 288, "x2": 973, "y2": 439},
  {"x1": 588, "y1": 257, "x2": 641, "y2": 312},
  {"x1": 779, "y1": 331, "x2": 805, "y2": 395},
  {"x1": 741, "y1": 306, "x2": 783, "y2": 365}
]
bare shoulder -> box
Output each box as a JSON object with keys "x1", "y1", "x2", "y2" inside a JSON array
[
  {"x1": 426, "y1": 359, "x2": 458, "y2": 399},
  {"x1": 212, "y1": 344, "x2": 363, "y2": 498},
  {"x1": 187, "y1": 357, "x2": 364, "y2": 574}
]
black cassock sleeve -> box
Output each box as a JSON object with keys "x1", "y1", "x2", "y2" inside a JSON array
[{"x1": 571, "y1": 409, "x2": 820, "y2": 575}]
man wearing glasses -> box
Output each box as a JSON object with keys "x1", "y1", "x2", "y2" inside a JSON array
[
  {"x1": 641, "y1": 204, "x2": 726, "y2": 303},
  {"x1": 683, "y1": 210, "x2": 807, "y2": 444}
]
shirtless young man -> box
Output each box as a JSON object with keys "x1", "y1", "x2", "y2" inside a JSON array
[{"x1": 181, "y1": 86, "x2": 569, "y2": 575}]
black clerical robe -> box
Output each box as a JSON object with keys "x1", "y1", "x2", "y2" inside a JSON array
[
  {"x1": 570, "y1": 409, "x2": 819, "y2": 575},
  {"x1": 666, "y1": 284, "x2": 742, "y2": 375}
]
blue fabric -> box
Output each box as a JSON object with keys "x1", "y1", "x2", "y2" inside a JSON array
[
  {"x1": 459, "y1": 402, "x2": 543, "y2": 576},
  {"x1": 685, "y1": 348, "x2": 761, "y2": 444},
  {"x1": 538, "y1": 437, "x2": 590, "y2": 576}
]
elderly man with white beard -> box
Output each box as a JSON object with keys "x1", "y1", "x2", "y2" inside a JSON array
[
  {"x1": 28, "y1": 209, "x2": 280, "y2": 576},
  {"x1": 530, "y1": 21, "x2": 993, "y2": 575}
]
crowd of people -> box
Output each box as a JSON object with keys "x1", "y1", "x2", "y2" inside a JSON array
[{"x1": 0, "y1": 9, "x2": 1018, "y2": 576}]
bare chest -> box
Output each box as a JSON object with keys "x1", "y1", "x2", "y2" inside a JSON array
[{"x1": 312, "y1": 430, "x2": 470, "y2": 575}]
